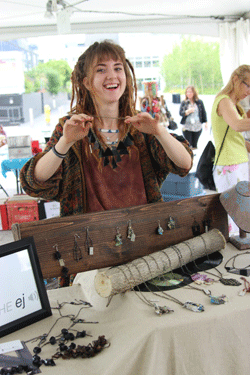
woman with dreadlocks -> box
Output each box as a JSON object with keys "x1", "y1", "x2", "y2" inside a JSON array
[{"x1": 20, "y1": 40, "x2": 192, "y2": 217}]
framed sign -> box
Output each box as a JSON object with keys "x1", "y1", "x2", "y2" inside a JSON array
[{"x1": 0, "y1": 237, "x2": 52, "y2": 338}]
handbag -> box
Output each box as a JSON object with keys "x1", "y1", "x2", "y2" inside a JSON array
[
  {"x1": 195, "y1": 126, "x2": 229, "y2": 191},
  {"x1": 168, "y1": 119, "x2": 178, "y2": 131}
]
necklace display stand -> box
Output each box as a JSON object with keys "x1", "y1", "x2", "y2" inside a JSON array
[{"x1": 11, "y1": 194, "x2": 228, "y2": 281}]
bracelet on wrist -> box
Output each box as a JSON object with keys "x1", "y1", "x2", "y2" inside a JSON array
[{"x1": 51, "y1": 144, "x2": 67, "y2": 159}]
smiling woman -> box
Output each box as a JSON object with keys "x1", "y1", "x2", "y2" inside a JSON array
[{"x1": 20, "y1": 39, "x2": 192, "y2": 217}]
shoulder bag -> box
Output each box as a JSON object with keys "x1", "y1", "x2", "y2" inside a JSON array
[{"x1": 195, "y1": 126, "x2": 229, "y2": 191}]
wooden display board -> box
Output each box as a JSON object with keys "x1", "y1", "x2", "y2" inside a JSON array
[{"x1": 11, "y1": 193, "x2": 229, "y2": 279}]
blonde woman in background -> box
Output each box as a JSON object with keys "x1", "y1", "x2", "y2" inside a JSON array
[{"x1": 211, "y1": 64, "x2": 250, "y2": 234}]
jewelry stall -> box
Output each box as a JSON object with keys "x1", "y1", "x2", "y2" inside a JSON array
[{"x1": 1, "y1": 193, "x2": 250, "y2": 375}]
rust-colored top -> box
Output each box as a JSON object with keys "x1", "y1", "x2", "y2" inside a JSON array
[{"x1": 83, "y1": 144, "x2": 147, "y2": 213}]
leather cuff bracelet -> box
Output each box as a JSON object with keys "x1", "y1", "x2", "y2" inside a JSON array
[{"x1": 52, "y1": 145, "x2": 67, "y2": 159}]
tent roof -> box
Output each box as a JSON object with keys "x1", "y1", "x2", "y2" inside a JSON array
[{"x1": 1, "y1": 0, "x2": 250, "y2": 40}]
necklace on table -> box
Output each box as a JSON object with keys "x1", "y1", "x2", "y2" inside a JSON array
[
  {"x1": 224, "y1": 251, "x2": 250, "y2": 277},
  {"x1": 189, "y1": 235, "x2": 241, "y2": 286},
  {"x1": 171, "y1": 244, "x2": 228, "y2": 305}
]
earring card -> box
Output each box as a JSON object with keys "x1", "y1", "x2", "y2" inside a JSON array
[{"x1": 11, "y1": 193, "x2": 228, "y2": 279}]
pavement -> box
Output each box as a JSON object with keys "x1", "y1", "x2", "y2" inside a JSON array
[{"x1": 0, "y1": 95, "x2": 216, "y2": 245}]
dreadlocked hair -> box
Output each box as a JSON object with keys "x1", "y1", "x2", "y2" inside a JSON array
[
  {"x1": 70, "y1": 40, "x2": 138, "y2": 170},
  {"x1": 70, "y1": 40, "x2": 137, "y2": 119}
]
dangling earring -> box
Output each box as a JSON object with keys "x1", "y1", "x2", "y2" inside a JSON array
[
  {"x1": 167, "y1": 216, "x2": 176, "y2": 230},
  {"x1": 157, "y1": 220, "x2": 164, "y2": 235},
  {"x1": 127, "y1": 220, "x2": 136, "y2": 242},
  {"x1": 73, "y1": 234, "x2": 82, "y2": 262},
  {"x1": 85, "y1": 227, "x2": 94, "y2": 255},
  {"x1": 115, "y1": 227, "x2": 123, "y2": 246},
  {"x1": 53, "y1": 244, "x2": 65, "y2": 267},
  {"x1": 192, "y1": 219, "x2": 201, "y2": 236}
]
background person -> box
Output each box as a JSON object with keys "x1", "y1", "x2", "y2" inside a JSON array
[
  {"x1": 179, "y1": 85, "x2": 207, "y2": 150},
  {"x1": 20, "y1": 40, "x2": 192, "y2": 217},
  {"x1": 211, "y1": 64, "x2": 250, "y2": 234}
]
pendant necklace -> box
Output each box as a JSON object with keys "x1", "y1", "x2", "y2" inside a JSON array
[
  {"x1": 99, "y1": 128, "x2": 119, "y2": 145},
  {"x1": 87, "y1": 127, "x2": 133, "y2": 169},
  {"x1": 117, "y1": 264, "x2": 174, "y2": 316},
  {"x1": 224, "y1": 251, "x2": 250, "y2": 277},
  {"x1": 186, "y1": 235, "x2": 241, "y2": 286},
  {"x1": 138, "y1": 254, "x2": 205, "y2": 312},
  {"x1": 171, "y1": 244, "x2": 228, "y2": 305}
]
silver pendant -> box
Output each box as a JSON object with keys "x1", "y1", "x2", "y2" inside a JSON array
[
  {"x1": 183, "y1": 301, "x2": 204, "y2": 312},
  {"x1": 153, "y1": 303, "x2": 174, "y2": 316},
  {"x1": 209, "y1": 295, "x2": 228, "y2": 305}
]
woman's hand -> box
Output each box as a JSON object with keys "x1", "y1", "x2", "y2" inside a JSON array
[
  {"x1": 185, "y1": 107, "x2": 194, "y2": 115},
  {"x1": 124, "y1": 112, "x2": 163, "y2": 136},
  {"x1": 62, "y1": 114, "x2": 93, "y2": 145}
]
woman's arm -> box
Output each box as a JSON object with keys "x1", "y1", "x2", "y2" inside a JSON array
[
  {"x1": 34, "y1": 114, "x2": 93, "y2": 182},
  {"x1": 218, "y1": 97, "x2": 250, "y2": 132},
  {"x1": 245, "y1": 140, "x2": 250, "y2": 153},
  {"x1": 125, "y1": 112, "x2": 192, "y2": 170}
]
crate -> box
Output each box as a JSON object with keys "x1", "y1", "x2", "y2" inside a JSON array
[
  {"x1": 8, "y1": 146, "x2": 32, "y2": 159},
  {"x1": 7, "y1": 135, "x2": 31, "y2": 148},
  {"x1": 0, "y1": 199, "x2": 9, "y2": 230},
  {"x1": 6, "y1": 199, "x2": 39, "y2": 227},
  {"x1": 160, "y1": 172, "x2": 204, "y2": 201}
]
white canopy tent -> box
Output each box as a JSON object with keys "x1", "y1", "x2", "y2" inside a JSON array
[{"x1": 0, "y1": 0, "x2": 250, "y2": 82}]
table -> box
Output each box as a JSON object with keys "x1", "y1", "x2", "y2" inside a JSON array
[
  {"x1": 1, "y1": 242, "x2": 250, "y2": 375},
  {"x1": 1, "y1": 158, "x2": 30, "y2": 194}
]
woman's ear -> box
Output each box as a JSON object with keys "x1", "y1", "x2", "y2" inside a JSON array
[{"x1": 83, "y1": 77, "x2": 90, "y2": 90}]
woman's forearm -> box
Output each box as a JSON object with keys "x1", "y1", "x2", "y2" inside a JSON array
[
  {"x1": 34, "y1": 137, "x2": 73, "y2": 182},
  {"x1": 155, "y1": 127, "x2": 192, "y2": 170}
]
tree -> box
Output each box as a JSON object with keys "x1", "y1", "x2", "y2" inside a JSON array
[
  {"x1": 161, "y1": 37, "x2": 223, "y2": 94},
  {"x1": 46, "y1": 69, "x2": 61, "y2": 95},
  {"x1": 24, "y1": 59, "x2": 72, "y2": 94}
]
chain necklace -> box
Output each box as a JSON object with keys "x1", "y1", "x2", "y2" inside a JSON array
[
  {"x1": 198, "y1": 235, "x2": 241, "y2": 286},
  {"x1": 224, "y1": 251, "x2": 250, "y2": 276},
  {"x1": 171, "y1": 244, "x2": 228, "y2": 305}
]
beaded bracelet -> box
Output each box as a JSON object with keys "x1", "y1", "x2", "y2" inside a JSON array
[{"x1": 52, "y1": 145, "x2": 67, "y2": 159}]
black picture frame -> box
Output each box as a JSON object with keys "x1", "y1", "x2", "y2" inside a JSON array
[{"x1": 0, "y1": 237, "x2": 52, "y2": 338}]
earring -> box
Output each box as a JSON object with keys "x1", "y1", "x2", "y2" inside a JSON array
[
  {"x1": 127, "y1": 220, "x2": 136, "y2": 242},
  {"x1": 157, "y1": 220, "x2": 164, "y2": 235},
  {"x1": 203, "y1": 219, "x2": 211, "y2": 233},
  {"x1": 167, "y1": 216, "x2": 176, "y2": 230},
  {"x1": 73, "y1": 234, "x2": 82, "y2": 262},
  {"x1": 192, "y1": 219, "x2": 201, "y2": 236},
  {"x1": 115, "y1": 227, "x2": 123, "y2": 246},
  {"x1": 53, "y1": 244, "x2": 65, "y2": 267},
  {"x1": 85, "y1": 227, "x2": 94, "y2": 255}
]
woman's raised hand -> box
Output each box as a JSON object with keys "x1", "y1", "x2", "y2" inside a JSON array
[
  {"x1": 62, "y1": 114, "x2": 93, "y2": 145},
  {"x1": 124, "y1": 112, "x2": 162, "y2": 136}
]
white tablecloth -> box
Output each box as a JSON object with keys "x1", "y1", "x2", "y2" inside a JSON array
[{"x1": 1, "y1": 242, "x2": 250, "y2": 375}]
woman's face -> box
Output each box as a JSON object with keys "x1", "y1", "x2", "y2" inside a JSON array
[
  {"x1": 186, "y1": 88, "x2": 194, "y2": 100},
  {"x1": 239, "y1": 73, "x2": 250, "y2": 100},
  {"x1": 83, "y1": 57, "x2": 126, "y2": 107}
]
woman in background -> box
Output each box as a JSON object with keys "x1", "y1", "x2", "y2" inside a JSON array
[
  {"x1": 179, "y1": 85, "x2": 207, "y2": 150},
  {"x1": 211, "y1": 64, "x2": 250, "y2": 233}
]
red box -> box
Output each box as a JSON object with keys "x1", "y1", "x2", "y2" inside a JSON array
[
  {"x1": 6, "y1": 200, "x2": 39, "y2": 227},
  {"x1": 0, "y1": 202, "x2": 9, "y2": 230}
]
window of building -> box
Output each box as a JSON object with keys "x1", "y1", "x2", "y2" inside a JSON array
[
  {"x1": 152, "y1": 59, "x2": 159, "y2": 67},
  {"x1": 144, "y1": 60, "x2": 151, "y2": 68}
]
